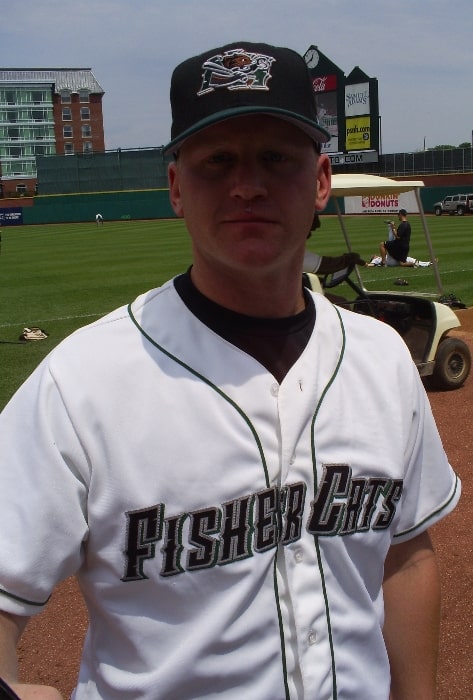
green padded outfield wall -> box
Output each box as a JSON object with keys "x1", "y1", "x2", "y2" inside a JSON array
[
  {"x1": 22, "y1": 189, "x2": 176, "y2": 225},
  {"x1": 21, "y1": 189, "x2": 339, "y2": 224},
  {"x1": 21, "y1": 148, "x2": 177, "y2": 224},
  {"x1": 15, "y1": 185, "x2": 471, "y2": 225}
]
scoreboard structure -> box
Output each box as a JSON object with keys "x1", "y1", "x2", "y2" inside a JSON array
[{"x1": 304, "y1": 46, "x2": 380, "y2": 167}]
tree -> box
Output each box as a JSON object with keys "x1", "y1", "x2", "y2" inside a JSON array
[{"x1": 429, "y1": 143, "x2": 471, "y2": 150}]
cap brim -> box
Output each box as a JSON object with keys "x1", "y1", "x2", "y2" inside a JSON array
[{"x1": 163, "y1": 106, "x2": 331, "y2": 154}]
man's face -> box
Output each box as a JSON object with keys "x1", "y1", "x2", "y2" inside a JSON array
[{"x1": 168, "y1": 115, "x2": 331, "y2": 278}]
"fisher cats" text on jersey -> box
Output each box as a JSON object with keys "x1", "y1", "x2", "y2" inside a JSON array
[{"x1": 121, "y1": 464, "x2": 403, "y2": 581}]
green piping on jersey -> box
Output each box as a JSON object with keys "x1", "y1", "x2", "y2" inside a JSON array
[
  {"x1": 393, "y1": 472, "x2": 461, "y2": 539},
  {"x1": 310, "y1": 303, "x2": 346, "y2": 700},
  {"x1": 128, "y1": 302, "x2": 270, "y2": 488},
  {"x1": 128, "y1": 302, "x2": 292, "y2": 694},
  {"x1": 0, "y1": 586, "x2": 51, "y2": 607},
  {"x1": 128, "y1": 302, "x2": 350, "y2": 697},
  {"x1": 273, "y1": 555, "x2": 291, "y2": 700}
]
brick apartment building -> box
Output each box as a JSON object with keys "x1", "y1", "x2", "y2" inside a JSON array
[{"x1": 0, "y1": 68, "x2": 105, "y2": 198}]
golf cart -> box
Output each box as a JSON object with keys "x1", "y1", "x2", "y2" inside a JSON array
[{"x1": 306, "y1": 174, "x2": 471, "y2": 391}]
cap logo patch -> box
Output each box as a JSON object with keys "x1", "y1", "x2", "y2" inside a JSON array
[{"x1": 198, "y1": 49, "x2": 275, "y2": 96}]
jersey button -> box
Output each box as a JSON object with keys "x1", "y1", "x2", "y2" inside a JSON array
[
  {"x1": 270, "y1": 383, "x2": 279, "y2": 397},
  {"x1": 308, "y1": 630, "x2": 317, "y2": 646},
  {"x1": 294, "y1": 549, "x2": 303, "y2": 563}
]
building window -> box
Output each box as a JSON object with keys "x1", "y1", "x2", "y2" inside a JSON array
[
  {"x1": 62, "y1": 107, "x2": 72, "y2": 121},
  {"x1": 63, "y1": 125, "x2": 73, "y2": 138},
  {"x1": 10, "y1": 146, "x2": 22, "y2": 158},
  {"x1": 80, "y1": 107, "x2": 90, "y2": 120},
  {"x1": 61, "y1": 91, "x2": 71, "y2": 104},
  {"x1": 64, "y1": 143, "x2": 74, "y2": 155},
  {"x1": 16, "y1": 183, "x2": 27, "y2": 194},
  {"x1": 81, "y1": 124, "x2": 91, "y2": 138},
  {"x1": 32, "y1": 91, "x2": 43, "y2": 104},
  {"x1": 83, "y1": 141, "x2": 93, "y2": 153},
  {"x1": 6, "y1": 91, "x2": 16, "y2": 104},
  {"x1": 79, "y1": 90, "x2": 89, "y2": 103},
  {"x1": 32, "y1": 109, "x2": 45, "y2": 121}
]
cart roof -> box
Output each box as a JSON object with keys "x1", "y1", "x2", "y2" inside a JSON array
[{"x1": 331, "y1": 174, "x2": 425, "y2": 197}]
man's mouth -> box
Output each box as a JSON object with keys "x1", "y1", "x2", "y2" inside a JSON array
[{"x1": 224, "y1": 211, "x2": 276, "y2": 225}]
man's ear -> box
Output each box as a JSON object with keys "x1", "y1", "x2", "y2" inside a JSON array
[
  {"x1": 168, "y1": 161, "x2": 184, "y2": 217},
  {"x1": 315, "y1": 154, "x2": 332, "y2": 212}
]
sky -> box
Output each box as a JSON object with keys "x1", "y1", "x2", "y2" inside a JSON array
[{"x1": 1, "y1": 0, "x2": 472, "y2": 154}]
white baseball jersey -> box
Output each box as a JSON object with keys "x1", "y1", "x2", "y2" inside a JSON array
[{"x1": 0, "y1": 279, "x2": 460, "y2": 699}]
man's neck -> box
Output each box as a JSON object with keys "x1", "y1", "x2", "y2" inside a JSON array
[{"x1": 189, "y1": 263, "x2": 306, "y2": 318}]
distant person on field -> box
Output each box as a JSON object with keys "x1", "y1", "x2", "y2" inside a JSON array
[
  {"x1": 95, "y1": 213, "x2": 104, "y2": 225},
  {"x1": 379, "y1": 209, "x2": 412, "y2": 266}
]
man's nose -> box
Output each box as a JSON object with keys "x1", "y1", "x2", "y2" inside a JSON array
[{"x1": 229, "y1": 160, "x2": 268, "y2": 200}]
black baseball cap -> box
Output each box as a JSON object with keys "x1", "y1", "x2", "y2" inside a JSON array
[{"x1": 164, "y1": 41, "x2": 331, "y2": 154}]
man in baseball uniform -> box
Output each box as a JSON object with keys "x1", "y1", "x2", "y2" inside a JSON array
[{"x1": 0, "y1": 42, "x2": 460, "y2": 699}]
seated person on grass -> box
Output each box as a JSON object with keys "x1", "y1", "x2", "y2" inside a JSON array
[{"x1": 379, "y1": 209, "x2": 412, "y2": 266}]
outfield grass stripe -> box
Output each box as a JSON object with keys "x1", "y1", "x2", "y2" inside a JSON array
[{"x1": 0, "y1": 312, "x2": 106, "y2": 329}]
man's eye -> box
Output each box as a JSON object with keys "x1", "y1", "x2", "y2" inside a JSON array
[
  {"x1": 264, "y1": 152, "x2": 285, "y2": 163},
  {"x1": 207, "y1": 153, "x2": 232, "y2": 164}
]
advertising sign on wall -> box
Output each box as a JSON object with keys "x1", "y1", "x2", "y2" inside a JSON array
[
  {"x1": 0, "y1": 208, "x2": 23, "y2": 225},
  {"x1": 312, "y1": 75, "x2": 339, "y2": 154},
  {"x1": 344, "y1": 191, "x2": 420, "y2": 214},
  {"x1": 345, "y1": 82, "x2": 370, "y2": 117},
  {"x1": 329, "y1": 151, "x2": 378, "y2": 165},
  {"x1": 346, "y1": 116, "x2": 371, "y2": 150}
]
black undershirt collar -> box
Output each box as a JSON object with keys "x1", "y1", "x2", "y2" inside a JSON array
[{"x1": 174, "y1": 269, "x2": 315, "y2": 383}]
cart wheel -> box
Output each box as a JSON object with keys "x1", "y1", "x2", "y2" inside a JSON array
[{"x1": 431, "y1": 337, "x2": 471, "y2": 390}]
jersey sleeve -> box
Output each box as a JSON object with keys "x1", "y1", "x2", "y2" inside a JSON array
[
  {"x1": 0, "y1": 359, "x2": 90, "y2": 616},
  {"x1": 392, "y1": 362, "x2": 460, "y2": 543}
]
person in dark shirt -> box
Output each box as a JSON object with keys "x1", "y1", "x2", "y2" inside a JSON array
[{"x1": 380, "y1": 209, "x2": 413, "y2": 266}]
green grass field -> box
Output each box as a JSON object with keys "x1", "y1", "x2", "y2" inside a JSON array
[{"x1": 1, "y1": 214, "x2": 472, "y2": 408}]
